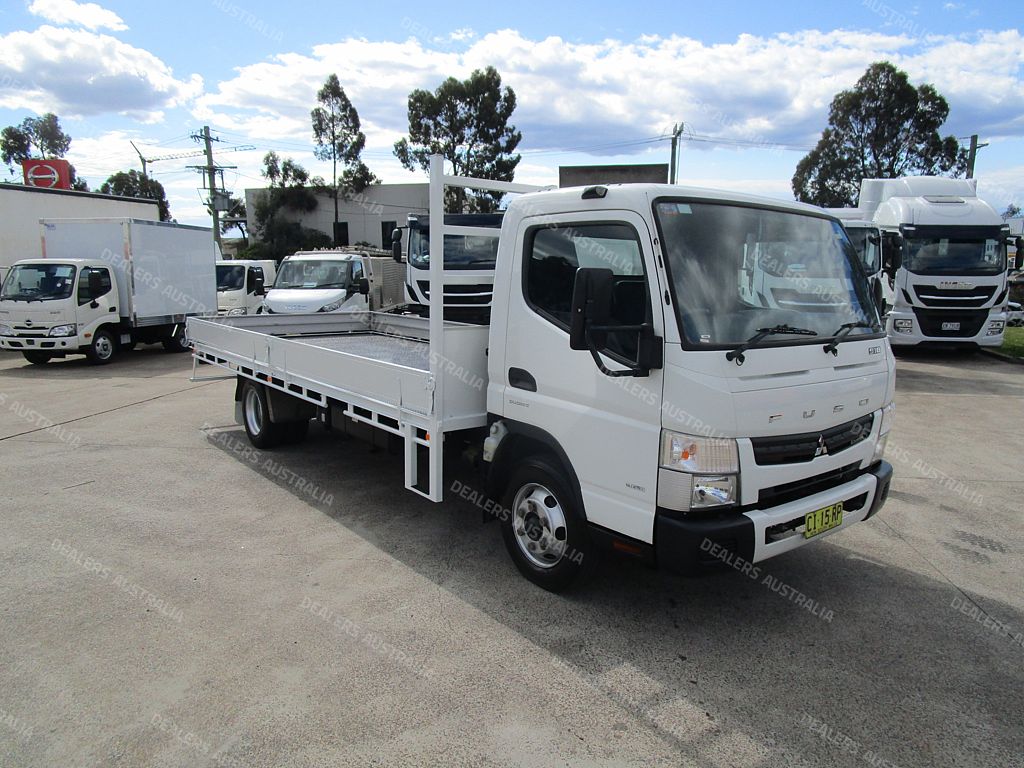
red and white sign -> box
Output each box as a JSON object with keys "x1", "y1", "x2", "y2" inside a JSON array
[{"x1": 22, "y1": 159, "x2": 73, "y2": 190}]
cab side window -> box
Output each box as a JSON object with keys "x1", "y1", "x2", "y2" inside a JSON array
[
  {"x1": 524, "y1": 222, "x2": 649, "y2": 359},
  {"x1": 78, "y1": 267, "x2": 112, "y2": 305}
]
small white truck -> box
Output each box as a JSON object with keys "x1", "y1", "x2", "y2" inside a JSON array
[
  {"x1": 189, "y1": 157, "x2": 895, "y2": 591},
  {"x1": 259, "y1": 249, "x2": 399, "y2": 315},
  {"x1": 855, "y1": 177, "x2": 1015, "y2": 347},
  {"x1": 0, "y1": 218, "x2": 216, "y2": 365},
  {"x1": 216, "y1": 259, "x2": 277, "y2": 316},
  {"x1": 827, "y1": 211, "x2": 896, "y2": 316}
]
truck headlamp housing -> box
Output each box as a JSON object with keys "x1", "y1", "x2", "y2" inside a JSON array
[
  {"x1": 227, "y1": 307, "x2": 247, "y2": 316},
  {"x1": 47, "y1": 324, "x2": 76, "y2": 337},
  {"x1": 660, "y1": 432, "x2": 738, "y2": 474},
  {"x1": 0, "y1": 323, "x2": 12, "y2": 336},
  {"x1": 319, "y1": 293, "x2": 348, "y2": 313},
  {"x1": 986, "y1": 320, "x2": 1004, "y2": 337},
  {"x1": 893, "y1": 319, "x2": 914, "y2": 333}
]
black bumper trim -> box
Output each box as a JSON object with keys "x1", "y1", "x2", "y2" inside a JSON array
[{"x1": 865, "y1": 460, "x2": 893, "y2": 520}]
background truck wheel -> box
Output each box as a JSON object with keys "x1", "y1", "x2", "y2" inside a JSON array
[
  {"x1": 86, "y1": 329, "x2": 117, "y2": 365},
  {"x1": 22, "y1": 351, "x2": 52, "y2": 365},
  {"x1": 500, "y1": 458, "x2": 597, "y2": 592},
  {"x1": 283, "y1": 419, "x2": 310, "y2": 444},
  {"x1": 242, "y1": 381, "x2": 283, "y2": 449},
  {"x1": 162, "y1": 325, "x2": 190, "y2": 353}
]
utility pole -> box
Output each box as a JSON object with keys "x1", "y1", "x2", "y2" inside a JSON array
[
  {"x1": 966, "y1": 134, "x2": 988, "y2": 179},
  {"x1": 201, "y1": 126, "x2": 221, "y2": 250},
  {"x1": 669, "y1": 123, "x2": 684, "y2": 184}
]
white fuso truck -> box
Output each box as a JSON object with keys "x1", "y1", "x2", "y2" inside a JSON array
[
  {"x1": 0, "y1": 218, "x2": 216, "y2": 365},
  {"x1": 189, "y1": 157, "x2": 895, "y2": 592},
  {"x1": 216, "y1": 259, "x2": 277, "y2": 316},
  {"x1": 856, "y1": 177, "x2": 1014, "y2": 347}
]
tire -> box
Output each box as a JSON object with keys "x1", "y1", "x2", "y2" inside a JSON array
[
  {"x1": 85, "y1": 329, "x2": 117, "y2": 365},
  {"x1": 241, "y1": 381, "x2": 283, "y2": 449},
  {"x1": 499, "y1": 458, "x2": 597, "y2": 592},
  {"x1": 283, "y1": 419, "x2": 310, "y2": 444},
  {"x1": 162, "y1": 325, "x2": 190, "y2": 353},
  {"x1": 22, "y1": 351, "x2": 51, "y2": 365}
]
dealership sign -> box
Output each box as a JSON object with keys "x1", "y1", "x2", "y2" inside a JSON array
[{"x1": 22, "y1": 159, "x2": 73, "y2": 190}]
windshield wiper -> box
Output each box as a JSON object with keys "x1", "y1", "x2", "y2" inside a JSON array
[
  {"x1": 823, "y1": 321, "x2": 879, "y2": 355},
  {"x1": 726, "y1": 324, "x2": 818, "y2": 365}
]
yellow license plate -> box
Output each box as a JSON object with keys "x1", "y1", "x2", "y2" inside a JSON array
[{"x1": 804, "y1": 502, "x2": 843, "y2": 539}]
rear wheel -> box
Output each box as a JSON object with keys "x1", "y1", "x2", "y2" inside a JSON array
[
  {"x1": 162, "y1": 325, "x2": 190, "y2": 353},
  {"x1": 86, "y1": 329, "x2": 117, "y2": 365},
  {"x1": 241, "y1": 381, "x2": 283, "y2": 449},
  {"x1": 500, "y1": 458, "x2": 597, "y2": 592},
  {"x1": 22, "y1": 351, "x2": 51, "y2": 365}
]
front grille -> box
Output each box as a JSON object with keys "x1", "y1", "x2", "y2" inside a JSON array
[
  {"x1": 751, "y1": 414, "x2": 874, "y2": 466},
  {"x1": 757, "y1": 463, "x2": 863, "y2": 508},
  {"x1": 913, "y1": 284, "x2": 995, "y2": 308},
  {"x1": 912, "y1": 308, "x2": 988, "y2": 337},
  {"x1": 416, "y1": 281, "x2": 493, "y2": 305}
]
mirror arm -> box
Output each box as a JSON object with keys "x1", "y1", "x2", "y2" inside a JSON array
[{"x1": 584, "y1": 324, "x2": 653, "y2": 378}]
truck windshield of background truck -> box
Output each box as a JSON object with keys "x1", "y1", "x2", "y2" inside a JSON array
[
  {"x1": 654, "y1": 200, "x2": 877, "y2": 347},
  {"x1": 846, "y1": 227, "x2": 881, "y2": 274},
  {"x1": 274, "y1": 260, "x2": 355, "y2": 290},
  {"x1": 903, "y1": 226, "x2": 1005, "y2": 276},
  {"x1": 216, "y1": 264, "x2": 245, "y2": 292},
  {"x1": 408, "y1": 226, "x2": 500, "y2": 270},
  {"x1": 0, "y1": 263, "x2": 77, "y2": 302}
]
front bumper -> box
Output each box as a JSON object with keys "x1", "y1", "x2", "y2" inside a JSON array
[
  {"x1": 886, "y1": 308, "x2": 1005, "y2": 347},
  {"x1": 0, "y1": 334, "x2": 80, "y2": 353},
  {"x1": 655, "y1": 461, "x2": 892, "y2": 572}
]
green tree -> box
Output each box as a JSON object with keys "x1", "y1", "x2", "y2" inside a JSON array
[
  {"x1": 99, "y1": 170, "x2": 172, "y2": 221},
  {"x1": 793, "y1": 62, "x2": 966, "y2": 208},
  {"x1": 221, "y1": 196, "x2": 248, "y2": 237},
  {"x1": 311, "y1": 74, "x2": 378, "y2": 228},
  {"x1": 394, "y1": 66, "x2": 522, "y2": 212},
  {"x1": 1, "y1": 113, "x2": 72, "y2": 169},
  {"x1": 1002, "y1": 203, "x2": 1021, "y2": 220},
  {"x1": 247, "y1": 151, "x2": 331, "y2": 259}
]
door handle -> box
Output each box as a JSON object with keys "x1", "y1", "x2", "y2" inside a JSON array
[
  {"x1": 508, "y1": 367, "x2": 537, "y2": 392},
  {"x1": 108, "y1": 307, "x2": 117, "y2": 312}
]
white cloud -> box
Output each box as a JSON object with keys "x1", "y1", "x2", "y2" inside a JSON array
[
  {"x1": 27, "y1": 0, "x2": 127, "y2": 32},
  {"x1": 0, "y1": 25, "x2": 202, "y2": 120}
]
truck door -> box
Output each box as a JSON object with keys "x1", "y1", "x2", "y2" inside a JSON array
[
  {"x1": 77, "y1": 267, "x2": 116, "y2": 334},
  {"x1": 502, "y1": 211, "x2": 666, "y2": 544}
]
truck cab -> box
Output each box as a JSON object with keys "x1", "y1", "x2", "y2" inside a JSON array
[
  {"x1": 827, "y1": 210, "x2": 895, "y2": 316},
  {"x1": 260, "y1": 250, "x2": 370, "y2": 315},
  {"x1": 216, "y1": 259, "x2": 276, "y2": 316},
  {"x1": 857, "y1": 177, "x2": 1010, "y2": 347}
]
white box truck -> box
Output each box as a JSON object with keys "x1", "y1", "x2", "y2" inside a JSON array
[
  {"x1": 0, "y1": 218, "x2": 216, "y2": 365},
  {"x1": 856, "y1": 177, "x2": 1015, "y2": 347},
  {"x1": 189, "y1": 157, "x2": 895, "y2": 592},
  {"x1": 216, "y1": 259, "x2": 276, "y2": 316}
]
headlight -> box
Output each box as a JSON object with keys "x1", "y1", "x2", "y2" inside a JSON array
[
  {"x1": 227, "y1": 307, "x2": 247, "y2": 316},
  {"x1": 873, "y1": 402, "x2": 895, "y2": 463},
  {"x1": 893, "y1": 319, "x2": 913, "y2": 333},
  {"x1": 47, "y1": 324, "x2": 77, "y2": 337},
  {"x1": 659, "y1": 432, "x2": 739, "y2": 512},
  {"x1": 660, "y1": 432, "x2": 738, "y2": 474},
  {"x1": 986, "y1": 320, "x2": 1004, "y2": 337},
  {"x1": 0, "y1": 323, "x2": 12, "y2": 336},
  {"x1": 319, "y1": 297, "x2": 347, "y2": 313}
]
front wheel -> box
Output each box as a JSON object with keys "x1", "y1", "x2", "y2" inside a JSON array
[
  {"x1": 500, "y1": 458, "x2": 597, "y2": 592},
  {"x1": 241, "y1": 381, "x2": 283, "y2": 449},
  {"x1": 162, "y1": 325, "x2": 190, "y2": 353},
  {"x1": 86, "y1": 329, "x2": 117, "y2": 365},
  {"x1": 22, "y1": 351, "x2": 52, "y2": 365}
]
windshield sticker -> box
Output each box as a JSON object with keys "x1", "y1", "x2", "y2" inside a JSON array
[{"x1": 658, "y1": 203, "x2": 692, "y2": 215}]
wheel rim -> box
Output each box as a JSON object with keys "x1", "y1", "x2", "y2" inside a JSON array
[
  {"x1": 95, "y1": 335, "x2": 113, "y2": 360},
  {"x1": 512, "y1": 482, "x2": 568, "y2": 569},
  {"x1": 244, "y1": 388, "x2": 263, "y2": 435}
]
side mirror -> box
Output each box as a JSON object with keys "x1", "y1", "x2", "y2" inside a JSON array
[
  {"x1": 391, "y1": 228, "x2": 403, "y2": 263},
  {"x1": 882, "y1": 232, "x2": 903, "y2": 274},
  {"x1": 252, "y1": 273, "x2": 265, "y2": 296},
  {"x1": 569, "y1": 268, "x2": 613, "y2": 351},
  {"x1": 357, "y1": 277, "x2": 370, "y2": 296}
]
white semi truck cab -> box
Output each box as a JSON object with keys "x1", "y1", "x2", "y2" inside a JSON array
[
  {"x1": 857, "y1": 177, "x2": 1013, "y2": 347},
  {"x1": 189, "y1": 157, "x2": 895, "y2": 591},
  {"x1": 0, "y1": 218, "x2": 215, "y2": 365},
  {"x1": 216, "y1": 259, "x2": 276, "y2": 316}
]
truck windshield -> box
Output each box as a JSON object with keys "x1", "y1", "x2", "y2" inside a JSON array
[
  {"x1": 274, "y1": 260, "x2": 352, "y2": 290},
  {"x1": 845, "y1": 227, "x2": 881, "y2": 274},
  {"x1": 408, "y1": 217, "x2": 501, "y2": 270},
  {"x1": 654, "y1": 200, "x2": 877, "y2": 348},
  {"x1": 216, "y1": 265, "x2": 245, "y2": 292},
  {"x1": 903, "y1": 228, "x2": 1005, "y2": 276},
  {"x1": 1, "y1": 263, "x2": 77, "y2": 302}
]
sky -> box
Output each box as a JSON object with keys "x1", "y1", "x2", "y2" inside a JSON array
[{"x1": 0, "y1": 0, "x2": 1021, "y2": 232}]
